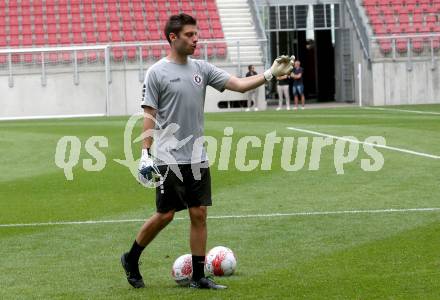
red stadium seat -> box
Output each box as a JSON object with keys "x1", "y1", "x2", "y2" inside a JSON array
[
  {"x1": 73, "y1": 33, "x2": 83, "y2": 44},
  {"x1": 60, "y1": 34, "x2": 71, "y2": 44},
  {"x1": 213, "y1": 29, "x2": 224, "y2": 39},
  {"x1": 85, "y1": 32, "x2": 97, "y2": 43},
  {"x1": 46, "y1": 5, "x2": 56, "y2": 15},
  {"x1": 107, "y1": 3, "x2": 118, "y2": 13},
  {"x1": 84, "y1": 22, "x2": 95, "y2": 33},
  {"x1": 59, "y1": 24, "x2": 69, "y2": 34},
  {"x1": 95, "y1": 6, "x2": 106, "y2": 14},
  {"x1": 87, "y1": 51, "x2": 98, "y2": 63},
  {"x1": 61, "y1": 51, "x2": 71, "y2": 63},
  {"x1": 108, "y1": 12, "x2": 120, "y2": 22},
  {"x1": 98, "y1": 31, "x2": 108, "y2": 43},
  {"x1": 396, "y1": 38, "x2": 408, "y2": 53},
  {"x1": 22, "y1": 34, "x2": 33, "y2": 46},
  {"x1": 11, "y1": 53, "x2": 22, "y2": 64},
  {"x1": 24, "y1": 53, "x2": 34, "y2": 63},
  {"x1": 150, "y1": 31, "x2": 160, "y2": 40},
  {"x1": 412, "y1": 38, "x2": 424, "y2": 53},
  {"x1": 110, "y1": 31, "x2": 123, "y2": 42},
  {"x1": 33, "y1": 15, "x2": 44, "y2": 25},
  {"x1": 120, "y1": 2, "x2": 131, "y2": 12},
  {"x1": 35, "y1": 34, "x2": 46, "y2": 46},
  {"x1": 21, "y1": 8, "x2": 32, "y2": 20},
  {"x1": 0, "y1": 55, "x2": 7, "y2": 65},
  {"x1": 21, "y1": 0, "x2": 32, "y2": 6},
  {"x1": 59, "y1": 14, "x2": 69, "y2": 24},
  {"x1": 76, "y1": 51, "x2": 86, "y2": 63},
  {"x1": 48, "y1": 52, "x2": 59, "y2": 64},
  {"x1": 379, "y1": 39, "x2": 392, "y2": 54},
  {"x1": 152, "y1": 45, "x2": 162, "y2": 59},
  {"x1": 124, "y1": 31, "x2": 136, "y2": 42},
  {"x1": 58, "y1": 5, "x2": 68, "y2": 14},
  {"x1": 136, "y1": 30, "x2": 148, "y2": 41},
  {"x1": 215, "y1": 42, "x2": 227, "y2": 57},
  {"x1": 192, "y1": 47, "x2": 201, "y2": 58},
  {"x1": 48, "y1": 34, "x2": 58, "y2": 44},
  {"x1": 9, "y1": 38, "x2": 20, "y2": 48},
  {"x1": 71, "y1": 4, "x2": 81, "y2": 14},
  {"x1": 126, "y1": 47, "x2": 137, "y2": 61},
  {"x1": 71, "y1": 13, "x2": 81, "y2": 24},
  {"x1": 9, "y1": 25, "x2": 20, "y2": 35},
  {"x1": 112, "y1": 48, "x2": 124, "y2": 61},
  {"x1": 207, "y1": 44, "x2": 215, "y2": 57},
  {"x1": 9, "y1": 16, "x2": 19, "y2": 27},
  {"x1": 140, "y1": 46, "x2": 149, "y2": 59},
  {"x1": 97, "y1": 21, "x2": 108, "y2": 32},
  {"x1": 207, "y1": 1, "x2": 217, "y2": 12},
  {"x1": 48, "y1": 25, "x2": 58, "y2": 35}
]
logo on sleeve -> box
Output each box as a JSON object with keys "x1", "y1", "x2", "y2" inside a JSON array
[{"x1": 193, "y1": 73, "x2": 203, "y2": 86}]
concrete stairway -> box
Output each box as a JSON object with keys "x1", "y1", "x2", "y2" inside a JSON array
[{"x1": 216, "y1": 0, "x2": 264, "y2": 66}]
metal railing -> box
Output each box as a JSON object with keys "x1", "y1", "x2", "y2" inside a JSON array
[
  {"x1": 0, "y1": 39, "x2": 268, "y2": 87},
  {"x1": 370, "y1": 33, "x2": 440, "y2": 69},
  {"x1": 249, "y1": 0, "x2": 269, "y2": 69},
  {"x1": 345, "y1": 0, "x2": 371, "y2": 60}
]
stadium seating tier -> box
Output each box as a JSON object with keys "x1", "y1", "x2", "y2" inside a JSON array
[{"x1": 0, "y1": 0, "x2": 227, "y2": 62}]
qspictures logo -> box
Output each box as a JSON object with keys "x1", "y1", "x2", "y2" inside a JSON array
[{"x1": 54, "y1": 113, "x2": 386, "y2": 186}]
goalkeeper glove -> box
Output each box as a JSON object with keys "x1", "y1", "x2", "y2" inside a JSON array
[
  {"x1": 263, "y1": 55, "x2": 295, "y2": 81},
  {"x1": 138, "y1": 149, "x2": 161, "y2": 187}
]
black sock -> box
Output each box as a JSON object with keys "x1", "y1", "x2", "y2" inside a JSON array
[
  {"x1": 192, "y1": 255, "x2": 205, "y2": 281},
  {"x1": 127, "y1": 240, "x2": 145, "y2": 264}
]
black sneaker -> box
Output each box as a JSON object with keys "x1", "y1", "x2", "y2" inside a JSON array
[
  {"x1": 120, "y1": 252, "x2": 145, "y2": 288},
  {"x1": 190, "y1": 277, "x2": 227, "y2": 289}
]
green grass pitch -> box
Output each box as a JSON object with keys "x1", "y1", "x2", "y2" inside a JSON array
[{"x1": 1, "y1": 105, "x2": 439, "y2": 299}]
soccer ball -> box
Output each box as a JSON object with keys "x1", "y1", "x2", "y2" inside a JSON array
[
  {"x1": 171, "y1": 254, "x2": 192, "y2": 286},
  {"x1": 205, "y1": 246, "x2": 237, "y2": 276}
]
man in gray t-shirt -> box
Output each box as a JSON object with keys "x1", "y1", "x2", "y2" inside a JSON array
[
  {"x1": 121, "y1": 13, "x2": 294, "y2": 290},
  {"x1": 141, "y1": 56, "x2": 230, "y2": 165}
]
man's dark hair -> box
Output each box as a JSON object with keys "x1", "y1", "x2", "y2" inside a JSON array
[
  {"x1": 164, "y1": 13, "x2": 197, "y2": 44},
  {"x1": 248, "y1": 65, "x2": 254, "y2": 71}
]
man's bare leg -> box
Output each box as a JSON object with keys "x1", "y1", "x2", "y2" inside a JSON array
[
  {"x1": 189, "y1": 206, "x2": 207, "y2": 256},
  {"x1": 187, "y1": 206, "x2": 226, "y2": 289},
  {"x1": 121, "y1": 211, "x2": 175, "y2": 288},
  {"x1": 136, "y1": 211, "x2": 175, "y2": 246},
  {"x1": 189, "y1": 206, "x2": 207, "y2": 282}
]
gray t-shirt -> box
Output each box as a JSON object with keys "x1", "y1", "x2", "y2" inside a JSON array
[{"x1": 141, "y1": 57, "x2": 231, "y2": 165}]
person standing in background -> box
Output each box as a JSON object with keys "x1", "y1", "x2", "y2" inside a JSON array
[
  {"x1": 276, "y1": 74, "x2": 290, "y2": 110},
  {"x1": 245, "y1": 65, "x2": 259, "y2": 111},
  {"x1": 291, "y1": 60, "x2": 305, "y2": 110}
]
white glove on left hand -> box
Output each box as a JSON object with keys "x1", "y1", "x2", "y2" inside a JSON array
[
  {"x1": 264, "y1": 55, "x2": 295, "y2": 81},
  {"x1": 138, "y1": 149, "x2": 161, "y2": 187}
]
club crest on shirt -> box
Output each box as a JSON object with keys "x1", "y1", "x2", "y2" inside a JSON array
[{"x1": 193, "y1": 73, "x2": 203, "y2": 86}]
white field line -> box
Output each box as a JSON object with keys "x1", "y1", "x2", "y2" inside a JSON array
[
  {"x1": 363, "y1": 107, "x2": 440, "y2": 115},
  {"x1": 286, "y1": 127, "x2": 440, "y2": 160},
  {"x1": 1, "y1": 207, "x2": 440, "y2": 228},
  {"x1": 0, "y1": 113, "x2": 106, "y2": 121}
]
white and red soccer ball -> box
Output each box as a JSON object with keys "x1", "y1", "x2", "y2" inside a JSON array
[
  {"x1": 171, "y1": 254, "x2": 193, "y2": 286},
  {"x1": 171, "y1": 246, "x2": 237, "y2": 285},
  {"x1": 205, "y1": 246, "x2": 237, "y2": 276}
]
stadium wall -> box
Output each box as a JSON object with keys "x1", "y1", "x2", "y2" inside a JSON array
[
  {"x1": 344, "y1": 0, "x2": 440, "y2": 106},
  {"x1": 341, "y1": 0, "x2": 374, "y2": 105},
  {"x1": 371, "y1": 60, "x2": 440, "y2": 105},
  {"x1": 0, "y1": 63, "x2": 266, "y2": 119}
]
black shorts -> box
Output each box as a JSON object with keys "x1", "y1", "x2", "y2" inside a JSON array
[{"x1": 155, "y1": 163, "x2": 212, "y2": 213}]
